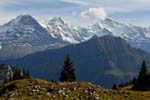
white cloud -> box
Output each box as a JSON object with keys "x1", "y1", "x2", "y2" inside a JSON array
[{"x1": 81, "y1": 7, "x2": 107, "y2": 20}]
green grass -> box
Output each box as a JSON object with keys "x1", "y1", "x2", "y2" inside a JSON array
[{"x1": 0, "y1": 79, "x2": 150, "y2": 100}]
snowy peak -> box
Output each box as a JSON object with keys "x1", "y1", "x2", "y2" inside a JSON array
[
  {"x1": 39, "y1": 17, "x2": 82, "y2": 43},
  {"x1": 100, "y1": 18, "x2": 122, "y2": 25},
  {"x1": 40, "y1": 17, "x2": 67, "y2": 29},
  {"x1": 49, "y1": 17, "x2": 67, "y2": 25},
  {"x1": 93, "y1": 18, "x2": 128, "y2": 29},
  {"x1": 0, "y1": 14, "x2": 56, "y2": 51},
  {"x1": 0, "y1": 14, "x2": 42, "y2": 34},
  {"x1": 92, "y1": 23, "x2": 103, "y2": 30},
  {"x1": 5, "y1": 14, "x2": 38, "y2": 26},
  {"x1": 89, "y1": 18, "x2": 150, "y2": 52},
  {"x1": 92, "y1": 18, "x2": 144, "y2": 38}
]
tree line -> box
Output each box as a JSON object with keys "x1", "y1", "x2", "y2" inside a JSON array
[
  {"x1": 12, "y1": 67, "x2": 30, "y2": 81},
  {"x1": 112, "y1": 60, "x2": 150, "y2": 91},
  {"x1": 5, "y1": 67, "x2": 30, "y2": 83},
  {"x1": 3, "y1": 54, "x2": 150, "y2": 91}
]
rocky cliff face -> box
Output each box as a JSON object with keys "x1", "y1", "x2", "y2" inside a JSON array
[{"x1": 0, "y1": 64, "x2": 14, "y2": 83}]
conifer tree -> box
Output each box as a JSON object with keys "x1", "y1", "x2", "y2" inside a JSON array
[
  {"x1": 12, "y1": 68, "x2": 30, "y2": 80},
  {"x1": 131, "y1": 77, "x2": 137, "y2": 84},
  {"x1": 25, "y1": 70, "x2": 30, "y2": 79},
  {"x1": 132, "y1": 60, "x2": 149, "y2": 90},
  {"x1": 59, "y1": 54, "x2": 76, "y2": 82},
  {"x1": 138, "y1": 60, "x2": 148, "y2": 79},
  {"x1": 112, "y1": 84, "x2": 118, "y2": 90}
]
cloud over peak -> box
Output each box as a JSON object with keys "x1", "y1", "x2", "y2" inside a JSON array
[{"x1": 81, "y1": 7, "x2": 107, "y2": 20}]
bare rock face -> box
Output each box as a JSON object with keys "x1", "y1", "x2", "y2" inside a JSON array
[{"x1": 0, "y1": 64, "x2": 14, "y2": 83}]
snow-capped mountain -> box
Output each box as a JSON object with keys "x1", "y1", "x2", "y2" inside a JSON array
[
  {"x1": 39, "y1": 17, "x2": 114, "y2": 44},
  {"x1": 0, "y1": 14, "x2": 150, "y2": 59},
  {"x1": 89, "y1": 18, "x2": 150, "y2": 52},
  {"x1": 0, "y1": 15, "x2": 53, "y2": 46},
  {"x1": 0, "y1": 15, "x2": 68, "y2": 59},
  {"x1": 39, "y1": 17, "x2": 84, "y2": 43},
  {"x1": 40, "y1": 17, "x2": 150, "y2": 52}
]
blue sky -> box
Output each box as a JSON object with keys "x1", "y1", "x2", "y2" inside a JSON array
[{"x1": 0, "y1": 0, "x2": 150, "y2": 27}]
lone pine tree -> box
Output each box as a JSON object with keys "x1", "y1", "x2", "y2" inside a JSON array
[
  {"x1": 59, "y1": 54, "x2": 76, "y2": 82},
  {"x1": 132, "y1": 60, "x2": 150, "y2": 91},
  {"x1": 138, "y1": 60, "x2": 148, "y2": 79}
]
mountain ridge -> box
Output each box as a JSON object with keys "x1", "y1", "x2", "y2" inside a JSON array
[
  {"x1": 0, "y1": 14, "x2": 150, "y2": 59},
  {"x1": 39, "y1": 16, "x2": 150, "y2": 52},
  {"x1": 2, "y1": 35, "x2": 150, "y2": 88},
  {"x1": 0, "y1": 15, "x2": 69, "y2": 59}
]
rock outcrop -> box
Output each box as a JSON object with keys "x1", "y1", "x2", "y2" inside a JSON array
[{"x1": 0, "y1": 64, "x2": 14, "y2": 83}]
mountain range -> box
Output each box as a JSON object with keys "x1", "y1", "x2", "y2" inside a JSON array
[
  {"x1": 0, "y1": 15, "x2": 150, "y2": 59},
  {"x1": 0, "y1": 15, "x2": 68, "y2": 59},
  {"x1": 0, "y1": 14, "x2": 150, "y2": 87},
  {"x1": 2, "y1": 35, "x2": 150, "y2": 88},
  {"x1": 39, "y1": 16, "x2": 150, "y2": 52}
]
